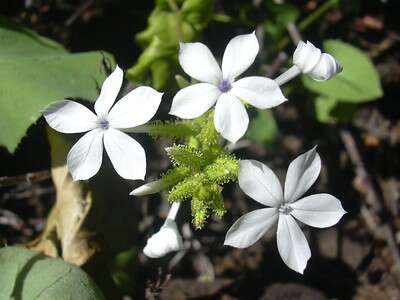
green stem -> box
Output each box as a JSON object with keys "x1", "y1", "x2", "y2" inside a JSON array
[
  {"x1": 212, "y1": 14, "x2": 234, "y2": 23},
  {"x1": 212, "y1": 13, "x2": 256, "y2": 27},
  {"x1": 299, "y1": 0, "x2": 340, "y2": 31},
  {"x1": 167, "y1": 0, "x2": 179, "y2": 12},
  {"x1": 277, "y1": 0, "x2": 340, "y2": 50}
]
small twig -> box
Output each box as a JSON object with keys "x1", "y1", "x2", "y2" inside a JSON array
[
  {"x1": 277, "y1": 0, "x2": 340, "y2": 50},
  {"x1": 360, "y1": 206, "x2": 400, "y2": 271},
  {"x1": 0, "y1": 209, "x2": 24, "y2": 230},
  {"x1": 340, "y1": 129, "x2": 381, "y2": 211},
  {"x1": 0, "y1": 170, "x2": 51, "y2": 188},
  {"x1": 341, "y1": 131, "x2": 400, "y2": 271},
  {"x1": 286, "y1": 22, "x2": 302, "y2": 45},
  {"x1": 266, "y1": 52, "x2": 288, "y2": 78},
  {"x1": 65, "y1": 0, "x2": 94, "y2": 27}
]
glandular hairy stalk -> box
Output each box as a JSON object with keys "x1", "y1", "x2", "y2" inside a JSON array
[{"x1": 149, "y1": 110, "x2": 239, "y2": 229}]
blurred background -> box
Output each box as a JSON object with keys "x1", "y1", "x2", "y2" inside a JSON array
[{"x1": 0, "y1": 0, "x2": 399, "y2": 299}]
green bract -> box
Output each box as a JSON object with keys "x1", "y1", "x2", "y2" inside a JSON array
[
  {"x1": 0, "y1": 17, "x2": 114, "y2": 153},
  {"x1": 150, "y1": 110, "x2": 239, "y2": 229}
]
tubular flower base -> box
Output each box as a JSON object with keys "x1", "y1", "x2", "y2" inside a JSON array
[{"x1": 143, "y1": 202, "x2": 184, "y2": 258}]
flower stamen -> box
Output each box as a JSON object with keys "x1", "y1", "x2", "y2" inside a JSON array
[
  {"x1": 97, "y1": 117, "x2": 109, "y2": 130},
  {"x1": 278, "y1": 202, "x2": 293, "y2": 215},
  {"x1": 218, "y1": 79, "x2": 231, "y2": 93}
]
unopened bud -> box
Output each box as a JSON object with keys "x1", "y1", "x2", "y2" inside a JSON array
[{"x1": 293, "y1": 41, "x2": 342, "y2": 81}]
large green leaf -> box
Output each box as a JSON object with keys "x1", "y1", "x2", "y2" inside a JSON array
[
  {"x1": 0, "y1": 17, "x2": 65, "y2": 56},
  {"x1": 0, "y1": 18, "x2": 114, "y2": 153},
  {"x1": 0, "y1": 246, "x2": 105, "y2": 300},
  {"x1": 302, "y1": 40, "x2": 383, "y2": 103}
]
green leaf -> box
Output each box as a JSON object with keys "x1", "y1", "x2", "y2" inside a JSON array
[
  {"x1": 302, "y1": 40, "x2": 383, "y2": 103},
  {"x1": 109, "y1": 249, "x2": 138, "y2": 295},
  {"x1": 314, "y1": 96, "x2": 338, "y2": 123},
  {"x1": 245, "y1": 110, "x2": 278, "y2": 145},
  {"x1": 175, "y1": 74, "x2": 190, "y2": 89},
  {"x1": 0, "y1": 18, "x2": 114, "y2": 153},
  {"x1": 0, "y1": 16, "x2": 65, "y2": 56},
  {"x1": 0, "y1": 246, "x2": 105, "y2": 299},
  {"x1": 313, "y1": 96, "x2": 357, "y2": 124}
]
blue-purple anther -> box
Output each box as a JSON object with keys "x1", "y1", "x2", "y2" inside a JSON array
[
  {"x1": 218, "y1": 79, "x2": 231, "y2": 93},
  {"x1": 97, "y1": 117, "x2": 110, "y2": 130}
]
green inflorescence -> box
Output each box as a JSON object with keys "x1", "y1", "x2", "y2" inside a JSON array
[{"x1": 149, "y1": 110, "x2": 239, "y2": 229}]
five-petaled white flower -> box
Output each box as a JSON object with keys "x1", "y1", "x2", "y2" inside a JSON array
[
  {"x1": 224, "y1": 147, "x2": 346, "y2": 274},
  {"x1": 43, "y1": 66, "x2": 163, "y2": 181},
  {"x1": 169, "y1": 32, "x2": 287, "y2": 143}
]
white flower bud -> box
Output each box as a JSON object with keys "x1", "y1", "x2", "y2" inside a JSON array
[
  {"x1": 293, "y1": 40, "x2": 342, "y2": 81},
  {"x1": 130, "y1": 179, "x2": 163, "y2": 196},
  {"x1": 143, "y1": 219, "x2": 184, "y2": 258}
]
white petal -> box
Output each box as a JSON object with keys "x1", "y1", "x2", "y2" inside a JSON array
[
  {"x1": 224, "y1": 208, "x2": 278, "y2": 248},
  {"x1": 143, "y1": 219, "x2": 184, "y2": 258},
  {"x1": 238, "y1": 160, "x2": 283, "y2": 207},
  {"x1": 308, "y1": 53, "x2": 343, "y2": 81},
  {"x1": 179, "y1": 42, "x2": 222, "y2": 85},
  {"x1": 284, "y1": 146, "x2": 321, "y2": 203},
  {"x1": 108, "y1": 86, "x2": 163, "y2": 129},
  {"x1": 231, "y1": 76, "x2": 287, "y2": 109},
  {"x1": 169, "y1": 83, "x2": 221, "y2": 119},
  {"x1": 293, "y1": 41, "x2": 321, "y2": 74},
  {"x1": 67, "y1": 129, "x2": 104, "y2": 181},
  {"x1": 277, "y1": 214, "x2": 311, "y2": 274},
  {"x1": 214, "y1": 93, "x2": 249, "y2": 143},
  {"x1": 291, "y1": 194, "x2": 346, "y2": 228},
  {"x1": 104, "y1": 128, "x2": 146, "y2": 180},
  {"x1": 222, "y1": 32, "x2": 259, "y2": 81},
  {"x1": 43, "y1": 100, "x2": 98, "y2": 133},
  {"x1": 130, "y1": 179, "x2": 163, "y2": 196},
  {"x1": 94, "y1": 65, "x2": 123, "y2": 117}
]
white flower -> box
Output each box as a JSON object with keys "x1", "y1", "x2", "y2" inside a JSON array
[
  {"x1": 293, "y1": 41, "x2": 342, "y2": 81},
  {"x1": 43, "y1": 66, "x2": 163, "y2": 181},
  {"x1": 224, "y1": 147, "x2": 346, "y2": 274},
  {"x1": 169, "y1": 32, "x2": 287, "y2": 143},
  {"x1": 143, "y1": 202, "x2": 184, "y2": 258}
]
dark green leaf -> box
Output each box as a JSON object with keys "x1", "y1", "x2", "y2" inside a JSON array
[
  {"x1": 313, "y1": 96, "x2": 357, "y2": 124},
  {"x1": 0, "y1": 246, "x2": 105, "y2": 299},
  {"x1": 0, "y1": 18, "x2": 115, "y2": 153}
]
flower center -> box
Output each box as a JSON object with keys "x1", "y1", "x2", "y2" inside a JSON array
[
  {"x1": 97, "y1": 117, "x2": 109, "y2": 130},
  {"x1": 278, "y1": 202, "x2": 293, "y2": 215},
  {"x1": 218, "y1": 79, "x2": 231, "y2": 93}
]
